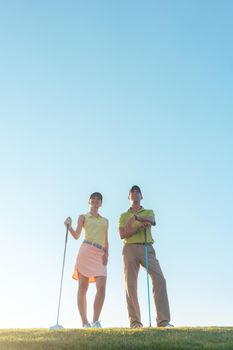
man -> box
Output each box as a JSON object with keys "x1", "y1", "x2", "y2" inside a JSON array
[{"x1": 118, "y1": 185, "x2": 173, "y2": 328}]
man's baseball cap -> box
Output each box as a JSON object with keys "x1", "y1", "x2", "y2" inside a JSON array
[
  {"x1": 89, "y1": 192, "x2": 103, "y2": 201},
  {"x1": 129, "y1": 185, "x2": 142, "y2": 194}
]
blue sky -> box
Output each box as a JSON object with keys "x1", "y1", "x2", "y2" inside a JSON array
[{"x1": 0, "y1": 0, "x2": 232, "y2": 328}]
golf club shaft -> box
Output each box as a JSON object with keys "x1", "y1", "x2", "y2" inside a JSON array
[
  {"x1": 56, "y1": 227, "x2": 69, "y2": 325},
  {"x1": 144, "y1": 228, "x2": 152, "y2": 327}
]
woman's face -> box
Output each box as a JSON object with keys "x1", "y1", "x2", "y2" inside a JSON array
[{"x1": 89, "y1": 196, "x2": 102, "y2": 209}]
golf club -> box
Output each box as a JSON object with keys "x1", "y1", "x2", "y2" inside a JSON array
[
  {"x1": 144, "y1": 228, "x2": 152, "y2": 327},
  {"x1": 49, "y1": 226, "x2": 69, "y2": 330}
]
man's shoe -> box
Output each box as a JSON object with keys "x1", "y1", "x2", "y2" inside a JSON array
[
  {"x1": 131, "y1": 323, "x2": 143, "y2": 329},
  {"x1": 92, "y1": 320, "x2": 101, "y2": 328},
  {"x1": 159, "y1": 323, "x2": 174, "y2": 328}
]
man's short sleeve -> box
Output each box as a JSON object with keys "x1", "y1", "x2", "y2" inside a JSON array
[
  {"x1": 146, "y1": 209, "x2": 155, "y2": 225},
  {"x1": 148, "y1": 209, "x2": 155, "y2": 218},
  {"x1": 118, "y1": 213, "x2": 125, "y2": 229}
]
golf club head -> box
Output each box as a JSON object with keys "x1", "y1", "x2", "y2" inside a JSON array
[{"x1": 49, "y1": 324, "x2": 64, "y2": 331}]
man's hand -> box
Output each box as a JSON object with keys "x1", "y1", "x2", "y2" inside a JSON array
[{"x1": 141, "y1": 222, "x2": 152, "y2": 229}]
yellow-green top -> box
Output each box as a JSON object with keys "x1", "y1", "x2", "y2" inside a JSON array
[
  {"x1": 119, "y1": 207, "x2": 155, "y2": 244},
  {"x1": 84, "y1": 212, "x2": 107, "y2": 247}
]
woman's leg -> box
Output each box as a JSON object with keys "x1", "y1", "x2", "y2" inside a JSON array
[
  {"x1": 77, "y1": 274, "x2": 89, "y2": 326},
  {"x1": 93, "y1": 276, "x2": 107, "y2": 322}
]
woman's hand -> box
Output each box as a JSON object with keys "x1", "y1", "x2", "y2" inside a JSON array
[
  {"x1": 64, "y1": 216, "x2": 72, "y2": 229},
  {"x1": 102, "y1": 252, "x2": 108, "y2": 265}
]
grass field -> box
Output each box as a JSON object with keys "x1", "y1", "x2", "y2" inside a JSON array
[{"x1": 0, "y1": 327, "x2": 233, "y2": 350}]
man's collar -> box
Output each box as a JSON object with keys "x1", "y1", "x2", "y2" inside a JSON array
[{"x1": 128, "y1": 206, "x2": 144, "y2": 213}]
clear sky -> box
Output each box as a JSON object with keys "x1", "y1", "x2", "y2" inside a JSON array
[{"x1": 0, "y1": 0, "x2": 232, "y2": 328}]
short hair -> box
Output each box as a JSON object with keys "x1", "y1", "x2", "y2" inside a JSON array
[{"x1": 89, "y1": 192, "x2": 103, "y2": 202}]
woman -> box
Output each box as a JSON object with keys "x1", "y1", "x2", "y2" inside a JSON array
[{"x1": 64, "y1": 192, "x2": 109, "y2": 328}]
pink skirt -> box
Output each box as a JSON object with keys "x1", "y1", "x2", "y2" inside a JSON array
[{"x1": 72, "y1": 242, "x2": 107, "y2": 283}]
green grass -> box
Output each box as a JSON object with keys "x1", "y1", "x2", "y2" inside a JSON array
[{"x1": 0, "y1": 328, "x2": 233, "y2": 350}]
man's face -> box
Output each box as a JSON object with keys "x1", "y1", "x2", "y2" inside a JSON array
[
  {"x1": 89, "y1": 196, "x2": 102, "y2": 208},
  {"x1": 129, "y1": 189, "x2": 142, "y2": 203}
]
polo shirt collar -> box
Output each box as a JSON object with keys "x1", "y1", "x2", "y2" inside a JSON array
[
  {"x1": 87, "y1": 212, "x2": 102, "y2": 218},
  {"x1": 128, "y1": 206, "x2": 145, "y2": 214}
]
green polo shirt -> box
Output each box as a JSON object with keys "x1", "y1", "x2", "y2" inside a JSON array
[{"x1": 119, "y1": 207, "x2": 155, "y2": 244}]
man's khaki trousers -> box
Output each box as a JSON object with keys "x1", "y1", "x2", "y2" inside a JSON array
[{"x1": 123, "y1": 243, "x2": 170, "y2": 327}]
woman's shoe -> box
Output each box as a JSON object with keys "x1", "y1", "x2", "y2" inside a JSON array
[
  {"x1": 83, "y1": 322, "x2": 92, "y2": 328},
  {"x1": 92, "y1": 320, "x2": 101, "y2": 328}
]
